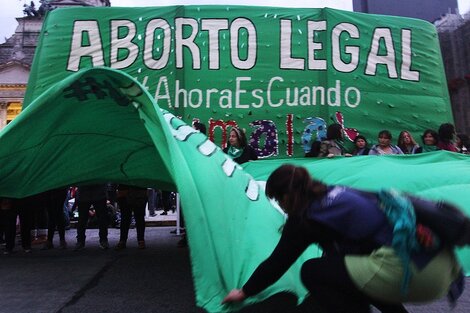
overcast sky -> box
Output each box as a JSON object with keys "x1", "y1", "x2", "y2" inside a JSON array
[{"x1": 0, "y1": 0, "x2": 469, "y2": 44}]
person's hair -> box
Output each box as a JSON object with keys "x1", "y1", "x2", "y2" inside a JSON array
[
  {"x1": 326, "y1": 123, "x2": 343, "y2": 140},
  {"x1": 352, "y1": 135, "x2": 369, "y2": 154},
  {"x1": 421, "y1": 129, "x2": 438, "y2": 145},
  {"x1": 354, "y1": 135, "x2": 368, "y2": 145},
  {"x1": 397, "y1": 130, "x2": 417, "y2": 147},
  {"x1": 193, "y1": 121, "x2": 207, "y2": 135},
  {"x1": 438, "y1": 123, "x2": 455, "y2": 143},
  {"x1": 230, "y1": 127, "x2": 247, "y2": 148},
  {"x1": 265, "y1": 164, "x2": 327, "y2": 216},
  {"x1": 378, "y1": 130, "x2": 392, "y2": 140}
]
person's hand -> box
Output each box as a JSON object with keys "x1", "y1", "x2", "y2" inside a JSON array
[
  {"x1": 221, "y1": 289, "x2": 246, "y2": 304},
  {"x1": 344, "y1": 153, "x2": 352, "y2": 157},
  {"x1": 327, "y1": 153, "x2": 335, "y2": 158}
]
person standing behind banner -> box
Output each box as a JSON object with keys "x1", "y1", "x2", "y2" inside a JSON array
[
  {"x1": 115, "y1": 185, "x2": 148, "y2": 250},
  {"x1": 74, "y1": 184, "x2": 109, "y2": 251},
  {"x1": 415, "y1": 129, "x2": 440, "y2": 153},
  {"x1": 1, "y1": 196, "x2": 33, "y2": 254},
  {"x1": 147, "y1": 188, "x2": 157, "y2": 217},
  {"x1": 437, "y1": 123, "x2": 458, "y2": 152},
  {"x1": 369, "y1": 130, "x2": 404, "y2": 155},
  {"x1": 30, "y1": 192, "x2": 48, "y2": 245},
  {"x1": 223, "y1": 127, "x2": 258, "y2": 165},
  {"x1": 42, "y1": 188, "x2": 68, "y2": 250},
  {"x1": 306, "y1": 124, "x2": 351, "y2": 158},
  {"x1": 352, "y1": 135, "x2": 370, "y2": 156},
  {"x1": 397, "y1": 131, "x2": 420, "y2": 154},
  {"x1": 1, "y1": 197, "x2": 17, "y2": 254}
]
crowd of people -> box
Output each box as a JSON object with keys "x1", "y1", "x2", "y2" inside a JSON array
[
  {"x1": 1, "y1": 120, "x2": 468, "y2": 312},
  {"x1": 307, "y1": 122, "x2": 469, "y2": 157},
  {"x1": 0, "y1": 122, "x2": 213, "y2": 254},
  {"x1": 0, "y1": 184, "x2": 178, "y2": 254},
  {"x1": 1, "y1": 121, "x2": 468, "y2": 255}
]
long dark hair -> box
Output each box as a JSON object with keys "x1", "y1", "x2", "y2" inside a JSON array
[
  {"x1": 438, "y1": 123, "x2": 455, "y2": 143},
  {"x1": 421, "y1": 129, "x2": 438, "y2": 145},
  {"x1": 265, "y1": 164, "x2": 327, "y2": 216},
  {"x1": 326, "y1": 123, "x2": 343, "y2": 140},
  {"x1": 230, "y1": 127, "x2": 247, "y2": 148}
]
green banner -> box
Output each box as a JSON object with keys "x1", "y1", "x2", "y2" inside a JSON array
[
  {"x1": 3, "y1": 6, "x2": 463, "y2": 312},
  {"x1": 25, "y1": 6, "x2": 452, "y2": 158},
  {"x1": 1, "y1": 67, "x2": 469, "y2": 312}
]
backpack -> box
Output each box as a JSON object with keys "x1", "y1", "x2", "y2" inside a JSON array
[
  {"x1": 377, "y1": 190, "x2": 469, "y2": 304},
  {"x1": 408, "y1": 195, "x2": 470, "y2": 247}
]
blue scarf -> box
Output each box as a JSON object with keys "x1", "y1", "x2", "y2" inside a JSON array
[{"x1": 378, "y1": 189, "x2": 420, "y2": 295}]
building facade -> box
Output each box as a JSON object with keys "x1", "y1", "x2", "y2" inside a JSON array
[
  {"x1": 354, "y1": 0, "x2": 469, "y2": 133},
  {"x1": 1, "y1": 1, "x2": 469, "y2": 134},
  {"x1": 353, "y1": 0, "x2": 459, "y2": 22},
  {"x1": 437, "y1": 14, "x2": 470, "y2": 134},
  {"x1": 0, "y1": 0, "x2": 110, "y2": 129}
]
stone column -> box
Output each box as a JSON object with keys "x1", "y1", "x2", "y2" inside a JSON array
[{"x1": 0, "y1": 101, "x2": 7, "y2": 130}]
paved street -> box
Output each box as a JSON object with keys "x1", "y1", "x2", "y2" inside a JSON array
[{"x1": 0, "y1": 225, "x2": 469, "y2": 313}]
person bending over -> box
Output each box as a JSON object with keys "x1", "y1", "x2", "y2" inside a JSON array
[{"x1": 222, "y1": 164, "x2": 461, "y2": 313}]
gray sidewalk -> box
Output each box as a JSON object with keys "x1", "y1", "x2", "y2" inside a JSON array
[{"x1": 0, "y1": 227, "x2": 468, "y2": 313}]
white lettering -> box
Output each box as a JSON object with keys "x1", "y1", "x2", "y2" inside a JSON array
[
  {"x1": 201, "y1": 19, "x2": 229, "y2": 70},
  {"x1": 175, "y1": 80, "x2": 188, "y2": 108},
  {"x1": 67, "y1": 21, "x2": 105, "y2": 71},
  {"x1": 308, "y1": 21, "x2": 327, "y2": 70},
  {"x1": 175, "y1": 18, "x2": 200, "y2": 69},
  {"x1": 327, "y1": 80, "x2": 341, "y2": 106},
  {"x1": 345, "y1": 86, "x2": 361, "y2": 108},
  {"x1": 235, "y1": 77, "x2": 251, "y2": 108},
  {"x1": 400, "y1": 29, "x2": 420, "y2": 81},
  {"x1": 268, "y1": 76, "x2": 284, "y2": 107},
  {"x1": 280, "y1": 19, "x2": 304, "y2": 69},
  {"x1": 188, "y1": 89, "x2": 203, "y2": 108},
  {"x1": 251, "y1": 89, "x2": 264, "y2": 108},
  {"x1": 366, "y1": 28, "x2": 398, "y2": 78},
  {"x1": 110, "y1": 20, "x2": 138, "y2": 69},
  {"x1": 154, "y1": 76, "x2": 172, "y2": 107},
  {"x1": 230, "y1": 18, "x2": 257, "y2": 70},
  {"x1": 206, "y1": 88, "x2": 219, "y2": 108},
  {"x1": 144, "y1": 19, "x2": 171, "y2": 70},
  {"x1": 332, "y1": 23, "x2": 359, "y2": 73}
]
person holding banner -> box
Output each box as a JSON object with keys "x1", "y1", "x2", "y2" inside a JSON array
[
  {"x1": 115, "y1": 185, "x2": 147, "y2": 250},
  {"x1": 397, "y1": 131, "x2": 420, "y2": 154},
  {"x1": 437, "y1": 123, "x2": 458, "y2": 152},
  {"x1": 415, "y1": 129, "x2": 440, "y2": 153},
  {"x1": 352, "y1": 135, "x2": 370, "y2": 156},
  {"x1": 223, "y1": 127, "x2": 258, "y2": 165},
  {"x1": 306, "y1": 124, "x2": 350, "y2": 158},
  {"x1": 222, "y1": 164, "x2": 461, "y2": 313},
  {"x1": 369, "y1": 130, "x2": 404, "y2": 155},
  {"x1": 74, "y1": 184, "x2": 109, "y2": 251}
]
